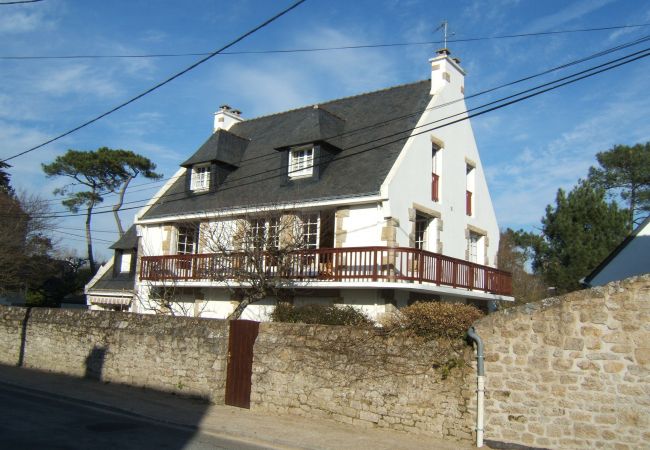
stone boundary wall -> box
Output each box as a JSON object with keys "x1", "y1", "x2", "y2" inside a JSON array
[
  {"x1": 474, "y1": 275, "x2": 650, "y2": 449},
  {"x1": 0, "y1": 307, "x2": 229, "y2": 402},
  {"x1": 251, "y1": 322, "x2": 475, "y2": 442}
]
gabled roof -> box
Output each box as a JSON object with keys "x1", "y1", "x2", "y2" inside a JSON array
[
  {"x1": 109, "y1": 225, "x2": 138, "y2": 250},
  {"x1": 583, "y1": 216, "x2": 650, "y2": 286},
  {"x1": 141, "y1": 80, "x2": 431, "y2": 220},
  {"x1": 181, "y1": 129, "x2": 249, "y2": 168}
]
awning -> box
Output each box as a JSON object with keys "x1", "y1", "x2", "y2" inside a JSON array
[{"x1": 87, "y1": 295, "x2": 132, "y2": 306}]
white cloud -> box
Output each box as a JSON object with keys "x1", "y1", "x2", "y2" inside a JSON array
[
  {"x1": 489, "y1": 74, "x2": 650, "y2": 228},
  {"x1": 35, "y1": 65, "x2": 121, "y2": 98},
  {"x1": 0, "y1": 6, "x2": 56, "y2": 34},
  {"x1": 523, "y1": 0, "x2": 615, "y2": 33}
]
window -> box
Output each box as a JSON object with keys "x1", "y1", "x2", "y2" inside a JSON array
[
  {"x1": 468, "y1": 232, "x2": 483, "y2": 263},
  {"x1": 119, "y1": 252, "x2": 132, "y2": 273},
  {"x1": 300, "y1": 213, "x2": 319, "y2": 249},
  {"x1": 414, "y1": 214, "x2": 428, "y2": 250},
  {"x1": 177, "y1": 224, "x2": 198, "y2": 254},
  {"x1": 432, "y1": 145, "x2": 441, "y2": 202},
  {"x1": 466, "y1": 163, "x2": 475, "y2": 216},
  {"x1": 191, "y1": 164, "x2": 210, "y2": 191},
  {"x1": 246, "y1": 218, "x2": 266, "y2": 250},
  {"x1": 245, "y1": 217, "x2": 280, "y2": 250},
  {"x1": 288, "y1": 147, "x2": 314, "y2": 178}
]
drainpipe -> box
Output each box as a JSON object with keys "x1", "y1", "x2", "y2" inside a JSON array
[{"x1": 467, "y1": 326, "x2": 485, "y2": 448}]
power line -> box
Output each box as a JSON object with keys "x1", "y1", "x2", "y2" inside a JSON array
[
  {"x1": 8, "y1": 46, "x2": 649, "y2": 221},
  {"x1": 33, "y1": 33, "x2": 650, "y2": 210},
  {"x1": 0, "y1": 0, "x2": 307, "y2": 164},
  {"x1": 0, "y1": 0, "x2": 43, "y2": 4},
  {"x1": 51, "y1": 229, "x2": 116, "y2": 244},
  {"x1": 2, "y1": 23, "x2": 649, "y2": 60}
]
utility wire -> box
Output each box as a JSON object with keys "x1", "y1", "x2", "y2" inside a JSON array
[
  {"x1": 2, "y1": 23, "x2": 649, "y2": 60},
  {"x1": 0, "y1": 0, "x2": 43, "y2": 4},
  {"x1": 33, "y1": 33, "x2": 650, "y2": 208},
  {"x1": 0, "y1": 0, "x2": 307, "y2": 164},
  {"x1": 26, "y1": 45, "x2": 650, "y2": 216},
  {"x1": 9, "y1": 46, "x2": 649, "y2": 221}
]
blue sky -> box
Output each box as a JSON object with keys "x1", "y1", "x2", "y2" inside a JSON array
[{"x1": 1, "y1": 0, "x2": 650, "y2": 261}]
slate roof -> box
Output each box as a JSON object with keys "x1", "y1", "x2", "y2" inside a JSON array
[
  {"x1": 90, "y1": 269, "x2": 134, "y2": 292},
  {"x1": 141, "y1": 80, "x2": 432, "y2": 220},
  {"x1": 109, "y1": 225, "x2": 138, "y2": 250},
  {"x1": 180, "y1": 129, "x2": 249, "y2": 168}
]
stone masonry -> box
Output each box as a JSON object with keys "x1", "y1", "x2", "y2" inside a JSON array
[
  {"x1": 250, "y1": 322, "x2": 475, "y2": 442},
  {"x1": 474, "y1": 275, "x2": 650, "y2": 449},
  {"x1": 0, "y1": 307, "x2": 229, "y2": 402}
]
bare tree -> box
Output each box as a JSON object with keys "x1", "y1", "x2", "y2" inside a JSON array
[{"x1": 199, "y1": 208, "x2": 316, "y2": 319}]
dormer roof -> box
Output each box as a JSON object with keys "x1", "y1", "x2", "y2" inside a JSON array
[
  {"x1": 181, "y1": 129, "x2": 249, "y2": 168},
  {"x1": 273, "y1": 106, "x2": 345, "y2": 150},
  {"x1": 109, "y1": 225, "x2": 138, "y2": 250}
]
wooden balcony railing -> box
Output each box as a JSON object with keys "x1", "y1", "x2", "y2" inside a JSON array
[
  {"x1": 431, "y1": 172, "x2": 440, "y2": 202},
  {"x1": 140, "y1": 247, "x2": 512, "y2": 296}
]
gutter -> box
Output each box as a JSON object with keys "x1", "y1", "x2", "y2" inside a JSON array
[{"x1": 467, "y1": 326, "x2": 485, "y2": 448}]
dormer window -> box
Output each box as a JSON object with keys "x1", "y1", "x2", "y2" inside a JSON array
[
  {"x1": 288, "y1": 146, "x2": 314, "y2": 179},
  {"x1": 191, "y1": 164, "x2": 210, "y2": 191}
]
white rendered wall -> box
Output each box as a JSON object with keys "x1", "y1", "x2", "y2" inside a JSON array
[
  {"x1": 339, "y1": 203, "x2": 384, "y2": 247},
  {"x1": 382, "y1": 54, "x2": 500, "y2": 266}
]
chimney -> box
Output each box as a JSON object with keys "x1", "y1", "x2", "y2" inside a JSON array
[
  {"x1": 429, "y1": 48, "x2": 466, "y2": 96},
  {"x1": 213, "y1": 104, "x2": 243, "y2": 132}
]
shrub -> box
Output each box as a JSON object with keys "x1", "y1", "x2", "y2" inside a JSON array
[
  {"x1": 382, "y1": 301, "x2": 484, "y2": 339},
  {"x1": 271, "y1": 302, "x2": 372, "y2": 327}
]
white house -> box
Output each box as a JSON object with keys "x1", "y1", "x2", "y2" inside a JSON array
[
  {"x1": 86, "y1": 49, "x2": 513, "y2": 320},
  {"x1": 583, "y1": 216, "x2": 650, "y2": 287}
]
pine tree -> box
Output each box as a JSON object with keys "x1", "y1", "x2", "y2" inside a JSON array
[
  {"x1": 531, "y1": 180, "x2": 629, "y2": 293},
  {"x1": 588, "y1": 142, "x2": 650, "y2": 228}
]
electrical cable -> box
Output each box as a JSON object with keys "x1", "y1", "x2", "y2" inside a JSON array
[
  {"x1": 0, "y1": 0, "x2": 308, "y2": 163},
  {"x1": 2, "y1": 23, "x2": 649, "y2": 60},
  {"x1": 32, "y1": 33, "x2": 650, "y2": 208},
  {"x1": 7, "y1": 46, "x2": 648, "y2": 221}
]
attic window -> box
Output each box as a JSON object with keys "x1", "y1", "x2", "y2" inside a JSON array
[
  {"x1": 288, "y1": 146, "x2": 314, "y2": 179},
  {"x1": 191, "y1": 164, "x2": 210, "y2": 191}
]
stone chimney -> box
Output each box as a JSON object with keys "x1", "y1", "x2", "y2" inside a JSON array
[
  {"x1": 429, "y1": 48, "x2": 466, "y2": 96},
  {"x1": 213, "y1": 104, "x2": 243, "y2": 132}
]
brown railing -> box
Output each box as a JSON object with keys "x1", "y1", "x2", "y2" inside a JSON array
[
  {"x1": 466, "y1": 190, "x2": 473, "y2": 216},
  {"x1": 431, "y1": 172, "x2": 440, "y2": 202},
  {"x1": 140, "y1": 247, "x2": 512, "y2": 296}
]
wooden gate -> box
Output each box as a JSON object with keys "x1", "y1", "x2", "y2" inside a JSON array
[{"x1": 225, "y1": 319, "x2": 260, "y2": 408}]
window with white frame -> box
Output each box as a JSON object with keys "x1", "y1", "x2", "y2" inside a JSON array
[
  {"x1": 288, "y1": 147, "x2": 314, "y2": 178},
  {"x1": 191, "y1": 164, "x2": 210, "y2": 191},
  {"x1": 119, "y1": 252, "x2": 132, "y2": 273},
  {"x1": 414, "y1": 214, "x2": 428, "y2": 250},
  {"x1": 468, "y1": 231, "x2": 483, "y2": 263},
  {"x1": 177, "y1": 224, "x2": 199, "y2": 254},
  {"x1": 244, "y1": 217, "x2": 281, "y2": 251},
  {"x1": 300, "y1": 213, "x2": 319, "y2": 249}
]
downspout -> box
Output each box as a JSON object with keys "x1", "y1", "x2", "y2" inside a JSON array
[{"x1": 467, "y1": 326, "x2": 485, "y2": 448}]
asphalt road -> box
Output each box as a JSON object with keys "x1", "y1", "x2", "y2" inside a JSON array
[{"x1": 0, "y1": 384, "x2": 271, "y2": 450}]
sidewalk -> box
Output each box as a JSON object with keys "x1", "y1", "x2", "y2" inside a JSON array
[{"x1": 0, "y1": 364, "x2": 474, "y2": 450}]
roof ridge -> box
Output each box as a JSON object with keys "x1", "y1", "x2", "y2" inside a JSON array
[{"x1": 235, "y1": 79, "x2": 429, "y2": 125}]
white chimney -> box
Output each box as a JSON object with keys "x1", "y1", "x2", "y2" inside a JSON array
[
  {"x1": 213, "y1": 104, "x2": 243, "y2": 132},
  {"x1": 429, "y1": 48, "x2": 466, "y2": 96}
]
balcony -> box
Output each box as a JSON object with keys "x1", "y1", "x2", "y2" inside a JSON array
[{"x1": 140, "y1": 246, "x2": 512, "y2": 296}]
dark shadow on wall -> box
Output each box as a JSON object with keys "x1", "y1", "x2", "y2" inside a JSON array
[
  {"x1": 17, "y1": 307, "x2": 32, "y2": 367},
  {"x1": 84, "y1": 345, "x2": 107, "y2": 381}
]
